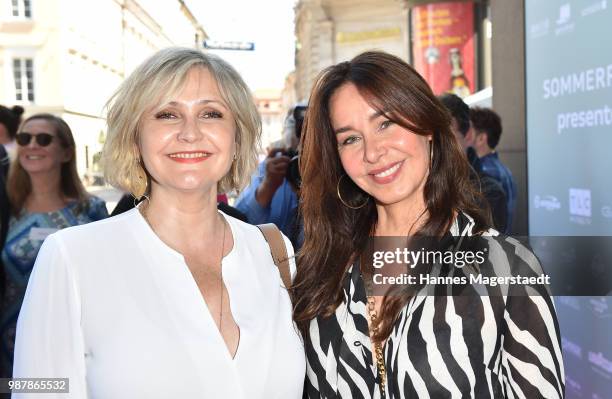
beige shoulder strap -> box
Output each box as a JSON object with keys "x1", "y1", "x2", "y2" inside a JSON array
[{"x1": 257, "y1": 224, "x2": 292, "y2": 288}]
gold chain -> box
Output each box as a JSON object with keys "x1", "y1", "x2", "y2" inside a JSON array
[
  {"x1": 367, "y1": 295, "x2": 387, "y2": 398},
  {"x1": 218, "y1": 220, "x2": 226, "y2": 333},
  {"x1": 361, "y1": 252, "x2": 387, "y2": 399},
  {"x1": 139, "y1": 201, "x2": 227, "y2": 331}
]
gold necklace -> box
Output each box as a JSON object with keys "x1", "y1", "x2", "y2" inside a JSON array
[
  {"x1": 218, "y1": 221, "x2": 227, "y2": 333},
  {"x1": 362, "y1": 211, "x2": 425, "y2": 397},
  {"x1": 139, "y1": 202, "x2": 227, "y2": 332},
  {"x1": 361, "y1": 255, "x2": 387, "y2": 398}
]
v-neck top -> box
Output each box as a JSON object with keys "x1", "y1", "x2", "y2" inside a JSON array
[{"x1": 12, "y1": 208, "x2": 305, "y2": 398}]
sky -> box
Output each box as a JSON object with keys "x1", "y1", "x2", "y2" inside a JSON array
[{"x1": 186, "y1": 0, "x2": 297, "y2": 92}]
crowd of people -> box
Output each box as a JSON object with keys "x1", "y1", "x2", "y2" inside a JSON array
[{"x1": 0, "y1": 47, "x2": 562, "y2": 398}]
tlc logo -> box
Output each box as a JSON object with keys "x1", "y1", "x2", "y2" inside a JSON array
[{"x1": 569, "y1": 188, "x2": 591, "y2": 217}]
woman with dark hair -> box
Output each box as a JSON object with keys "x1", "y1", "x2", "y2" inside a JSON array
[
  {"x1": 293, "y1": 51, "x2": 564, "y2": 398},
  {"x1": 0, "y1": 114, "x2": 107, "y2": 377},
  {"x1": 0, "y1": 105, "x2": 20, "y2": 353},
  {"x1": 0, "y1": 105, "x2": 25, "y2": 177}
]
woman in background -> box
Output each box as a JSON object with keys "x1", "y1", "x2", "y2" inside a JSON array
[
  {"x1": 293, "y1": 51, "x2": 564, "y2": 398},
  {"x1": 0, "y1": 114, "x2": 107, "y2": 377}
]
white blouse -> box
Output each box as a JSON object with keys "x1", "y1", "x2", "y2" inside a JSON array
[{"x1": 13, "y1": 208, "x2": 305, "y2": 398}]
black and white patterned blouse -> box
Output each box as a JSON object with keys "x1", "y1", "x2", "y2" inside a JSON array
[{"x1": 304, "y1": 212, "x2": 565, "y2": 398}]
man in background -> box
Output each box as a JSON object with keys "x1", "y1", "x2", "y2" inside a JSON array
[
  {"x1": 0, "y1": 105, "x2": 24, "y2": 178},
  {"x1": 470, "y1": 107, "x2": 517, "y2": 232},
  {"x1": 439, "y1": 94, "x2": 508, "y2": 233}
]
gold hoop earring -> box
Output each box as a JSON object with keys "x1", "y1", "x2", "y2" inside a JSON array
[
  {"x1": 135, "y1": 158, "x2": 149, "y2": 198},
  {"x1": 136, "y1": 179, "x2": 148, "y2": 199},
  {"x1": 429, "y1": 139, "x2": 434, "y2": 170},
  {"x1": 337, "y1": 174, "x2": 369, "y2": 209}
]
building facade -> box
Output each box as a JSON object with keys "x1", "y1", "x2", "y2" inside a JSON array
[
  {"x1": 294, "y1": 0, "x2": 409, "y2": 101},
  {"x1": 253, "y1": 88, "x2": 284, "y2": 150},
  {"x1": 0, "y1": 0, "x2": 206, "y2": 181},
  {"x1": 280, "y1": 71, "x2": 297, "y2": 120},
  {"x1": 294, "y1": 0, "x2": 518, "y2": 231}
]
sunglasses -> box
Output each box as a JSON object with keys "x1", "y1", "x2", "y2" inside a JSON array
[{"x1": 16, "y1": 132, "x2": 55, "y2": 147}]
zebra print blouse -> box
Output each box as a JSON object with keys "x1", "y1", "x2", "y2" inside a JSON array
[{"x1": 303, "y1": 212, "x2": 565, "y2": 398}]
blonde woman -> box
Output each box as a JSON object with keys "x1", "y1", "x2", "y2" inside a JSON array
[{"x1": 13, "y1": 48, "x2": 305, "y2": 398}]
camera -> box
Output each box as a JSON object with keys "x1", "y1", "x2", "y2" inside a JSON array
[{"x1": 286, "y1": 105, "x2": 307, "y2": 190}]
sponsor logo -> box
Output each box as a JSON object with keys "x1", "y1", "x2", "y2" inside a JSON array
[
  {"x1": 588, "y1": 351, "x2": 612, "y2": 377},
  {"x1": 581, "y1": 0, "x2": 607, "y2": 17},
  {"x1": 530, "y1": 18, "x2": 550, "y2": 39},
  {"x1": 557, "y1": 3, "x2": 571, "y2": 25},
  {"x1": 555, "y1": 3, "x2": 575, "y2": 35},
  {"x1": 534, "y1": 195, "x2": 561, "y2": 211},
  {"x1": 589, "y1": 298, "x2": 611, "y2": 319},
  {"x1": 602, "y1": 206, "x2": 612, "y2": 218},
  {"x1": 562, "y1": 337, "x2": 583, "y2": 358},
  {"x1": 569, "y1": 188, "x2": 591, "y2": 217},
  {"x1": 569, "y1": 215, "x2": 592, "y2": 225}
]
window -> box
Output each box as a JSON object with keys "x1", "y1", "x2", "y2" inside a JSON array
[
  {"x1": 11, "y1": 0, "x2": 32, "y2": 18},
  {"x1": 13, "y1": 58, "x2": 34, "y2": 102}
]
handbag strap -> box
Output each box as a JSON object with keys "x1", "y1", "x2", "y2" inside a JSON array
[{"x1": 257, "y1": 223, "x2": 292, "y2": 289}]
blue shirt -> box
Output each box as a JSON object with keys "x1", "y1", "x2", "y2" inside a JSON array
[
  {"x1": 235, "y1": 160, "x2": 301, "y2": 246},
  {"x1": 0, "y1": 196, "x2": 108, "y2": 376},
  {"x1": 480, "y1": 152, "x2": 516, "y2": 232}
]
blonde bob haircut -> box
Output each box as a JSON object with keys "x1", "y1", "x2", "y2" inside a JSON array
[{"x1": 103, "y1": 47, "x2": 261, "y2": 198}]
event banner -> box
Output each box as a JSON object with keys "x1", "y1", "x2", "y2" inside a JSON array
[
  {"x1": 526, "y1": 1, "x2": 612, "y2": 397},
  {"x1": 527, "y1": 0, "x2": 612, "y2": 235},
  {"x1": 411, "y1": 1, "x2": 475, "y2": 97}
]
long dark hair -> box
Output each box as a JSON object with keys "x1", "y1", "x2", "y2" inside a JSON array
[
  {"x1": 0, "y1": 105, "x2": 24, "y2": 140},
  {"x1": 292, "y1": 51, "x2": 490, "y2": 341}
]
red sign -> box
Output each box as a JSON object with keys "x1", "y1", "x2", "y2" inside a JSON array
[{"x1": 411, "y1": 2, "x2": 475, "y2": 97}]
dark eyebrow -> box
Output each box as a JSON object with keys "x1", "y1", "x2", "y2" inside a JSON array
[
  {"x1": 334, "y1": 126, "x2": 352, "y2": 135},
  {"x1": 333, "y1": 109, "x2": 389, "y2": 134},
  {"x1": 370, "y1": 109, "x2": 389, "y2": 121}
]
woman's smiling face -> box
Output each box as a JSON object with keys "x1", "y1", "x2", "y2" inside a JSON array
[
  {"x1": 331, "y1": 83, "x2": 431, "y2": 207},
  {"x1": 138, "y1": 67, "x2": 236, "y2": 195},
  {"x1": 17, "y1": 119, "x2": 70, "y2": 176}
]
